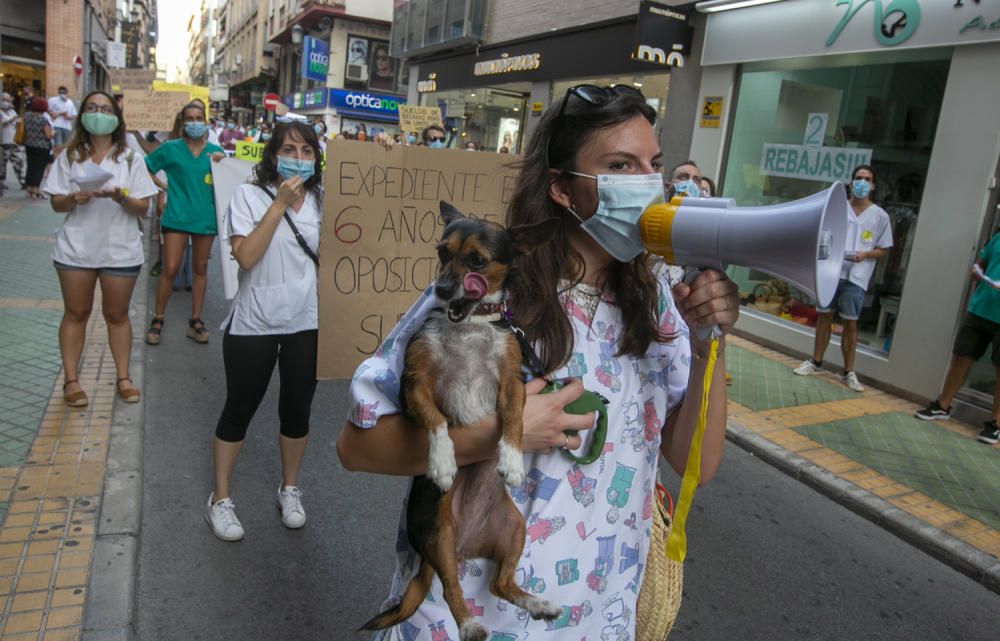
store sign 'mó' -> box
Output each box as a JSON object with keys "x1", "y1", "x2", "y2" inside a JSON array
[
  {"x1": 633, "y1": 0, "x2": 694, "y2": 68},
  {"x1": 473, "y1": 53, "x2": 541, "y2": 76}
]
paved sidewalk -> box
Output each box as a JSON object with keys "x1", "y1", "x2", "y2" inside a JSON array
[
  {"x1": 0, "y1": 181, "x2": 998, "y2": 640},
  {"x1": 0, "y1": 190, "x2": 143, "y2": 641}
]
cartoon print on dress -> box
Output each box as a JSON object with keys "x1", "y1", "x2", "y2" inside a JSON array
[
  {"x1": 353, "y1": 362, "x2": 371, "y2": 380},
  {"x1": 555, "y1": 558, "x2": 580, "y2": 585},
  {"x1": 354, "y1": 399, "x2": 381, "y2": 428},
  {"x1": 374, "y1": 337, "x2": 396, "y2": 358},
  {"x1": 457, "y1": 559, "x2": 482, "y2": 580},
  {"x1": 606, "y1": 464, "x2": 636, "y2": 524},
  {"x1": 545, "y1": 600, "x2": 593, "y2": 630},
  {"x1": 488, "y1": 634, "x2": 518, "y2": 641},
  {"x1": 399, "y1": 620, "x2": 421, "y2": 641},
  {"x1": 626, "y1": 562, "x2": 644, "y2": 594},
  {"x1": 466, "y1": 598, "x2": 485, "y2": 616},
  {"x1": 595, "y1": 340, "x2": 623, "y2": 392},
  {"x1": 577, "y1": 521, "x2": 596, "y2": 540},
  {"x1": 586, "y1": 535, "x2": 616, "y2": 593},
  {"x1": 565, "y1": 352, "x2": 588, "y2": 378},
  {"x1": 516, "y1": 565, "x2": 547, "y2": 594},
  {"x1": 561, "y1": 295, "x2": 598, "y2": 334},
  {"x1": 429, "y1": 620, "x2": 454, "y2": 641},
  {"x1": 511, "y1": 468, "x2": 559, "y2": 504},
  {"x1": 623, "y1": 512, "x2": 638, "y2": 531},
  {"x1": 566, "y1": 465, "x2": 597, "y2": 507},
  {"x1": 619, "y1": 541, "x2": 639, "y2": 574},
  {"x1": 526, "y1": 513, "x2": 566, "y2": 544},
  {"x1": 374, "y1": 369, "x2": 401, "y2": 401},
  {"x1": 600, "y1": 592, "x2": 632, "y2": 641},
  {"x1": 599, "y1": 441, "x2": 615, "y2": 474}
]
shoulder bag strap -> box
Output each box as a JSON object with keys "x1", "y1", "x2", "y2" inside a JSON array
[{"x1": 258, "y1": 185, "x2": 319, "y2": 267}]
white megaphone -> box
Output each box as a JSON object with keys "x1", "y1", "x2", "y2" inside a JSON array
[{"x1": 640, "y1": 183, "x2": 848, "y2": 309}]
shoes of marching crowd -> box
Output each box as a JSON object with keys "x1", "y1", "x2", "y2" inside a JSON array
[
  {"x1": 915, "y1": 400, "x2": 951, "y2": 421},
  {"x1": 793, "y1": 360, "x2": 822, "y2": 376},
  {"x1": 205, "y1": 493, "x2": 245, "y2": 541},
  {"x1": 277, "y1": 484, "x2": 306, "y2": 529},
  {"x1": 842, "y1": 371, "x2": 864, "y2": 392},
  {"x1": 977, "y1": 420, "x2": 1000, "y2": 445}
]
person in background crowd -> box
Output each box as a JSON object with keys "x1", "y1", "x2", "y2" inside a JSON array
[
  {"x1": 915, "y1": 228, "x2": 1000, "y2": 445},
  {"x1": 405, "y1": 131, "x2": 418, "y2": 146},
  {"x1": 356, "y1": 123, "x2": 368, "y2": 142},
  {"x1": 219, "y1": 119, "x2": 242, "y2": 152},
  {"x1": 205, "y1": 120, "x2": 324, "y2": 541},
  {"x1": 42, "y1": 90, "x2": 158, "y2": 406},
  {"x1": 498, "y1": 146, "x2": 510, "y2": 154},
  {"x1": 314, "y1": 120, "x2": 327, "y2": 152},
  {"x1": 48, "y1": 86, "x2": 77, "y2": 154},
  {"x1": 143, "y1": 102, "x2": 225, "y2": 346},
  {"x1": 207, "y1": 118, "x2": 222, "y2": 146},
  {"x1": 338, "y1": 83, "x2": 738, "y2": 637},
  {"x1": 256, "y1": 122, "x2": 273, "y2": 143},
  {"x1": 421, "y1": 124, "x2": 446, "y2": 148},
  {"x1": 22, "y1": 97, "x2": 53, "y2": 200},
  {"x1": 700, "y1": 176, "x2": 717, "y2": 198},
  {"x1": 668, "y1": 159, "x2": 704, "y2": 198},
  {"x1": 464, "y1": 140, "x2": 478, "y2": 151},
  {"x1": 794, "y1": 165, "x2": 892, "y2": 392},
  {"x1": 0, "y1": 93, "x2": 25, "y2": 191}
]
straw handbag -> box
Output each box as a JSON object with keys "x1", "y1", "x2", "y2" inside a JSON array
[{"x1": 636, "y1": 484, "x2": 684, "y2": 641}]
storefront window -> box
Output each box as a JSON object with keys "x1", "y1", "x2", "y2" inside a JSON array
[
  {"x1": 424, "y1": 85, "x2": 528, "y2": 152},
  {"x1": 721, "y1": 53, "x2": 950, "y2": 355}
]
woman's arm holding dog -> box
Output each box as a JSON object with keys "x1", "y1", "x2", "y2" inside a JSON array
[{"x1": 337, "y1": 378, "x2": 596, "y2": 475}]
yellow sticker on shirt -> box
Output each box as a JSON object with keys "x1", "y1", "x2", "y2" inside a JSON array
[
  {"x1": 204, "y1": 173, "x2": 213, "y2": 185},
  {"x1": 862, "y1": 230, "x2": 873, "y2": 241}
]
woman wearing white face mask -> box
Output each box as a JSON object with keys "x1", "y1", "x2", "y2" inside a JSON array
[
  {"x1": 204, "y1": 120, "x2": 323, "y2": 542},
  {"x1": 42, "y1": 91, "x2": 158, "y2": 406},
  {"x1": 339, "y1": 85, "x2": 739, "y2": 637}
]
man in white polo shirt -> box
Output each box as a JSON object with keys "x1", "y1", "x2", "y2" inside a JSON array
[
  {"x1": 48, "y1": 86, "x2": 77, "y2": 153},
  {"x1": 795, "y1": 165, "x2": 893, "y2": 391}
]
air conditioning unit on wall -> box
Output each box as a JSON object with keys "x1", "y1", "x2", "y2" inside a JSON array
[{"x1": 345, "y1": 63, "x2": 368, "y2": 82}]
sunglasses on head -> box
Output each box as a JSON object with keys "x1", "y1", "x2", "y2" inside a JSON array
[{"x1": 556, "y1": 84, "x2": 645, "y2": 120}]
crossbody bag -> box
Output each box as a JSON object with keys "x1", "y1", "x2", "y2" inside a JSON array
[{"x1": 257, "y1": 185, "x2": 319, "y2": 266}]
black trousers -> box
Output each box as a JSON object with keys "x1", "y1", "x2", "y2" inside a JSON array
[
  {"x1": 24, "y1": 146, "x2": 51, "y2": 188},
  {"x1": 215, "y1": 328, "x2": 319, "y2": 442}
]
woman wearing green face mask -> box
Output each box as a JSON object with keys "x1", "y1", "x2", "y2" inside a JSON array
[{"x1": 41, "y1": 90, "x2": 159, "y2": 406}]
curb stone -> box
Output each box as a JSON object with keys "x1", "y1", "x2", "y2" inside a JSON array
[{"x1": 726, "y1": 420, "x2": 1000, "y2": 595}]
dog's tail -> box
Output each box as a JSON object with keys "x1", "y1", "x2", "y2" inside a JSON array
[{"x1": 360, "y1": 561, "x2": 434, "y2": 631}]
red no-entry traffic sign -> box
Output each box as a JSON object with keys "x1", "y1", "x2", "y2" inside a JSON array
[
  {"x1": 263, "y1": 93, "x2": 280, "y2": 111},
  {"x1": 72, "y1": 55, "x2": 83, "y2": 76}
]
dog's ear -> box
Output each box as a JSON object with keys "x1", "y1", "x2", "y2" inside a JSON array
[
  {"x1": 439, "y1": 201, "x2": 465, "y2": 227},
  {"x1": 508, "y1": 217, "x2": 561, "y2": 256}
]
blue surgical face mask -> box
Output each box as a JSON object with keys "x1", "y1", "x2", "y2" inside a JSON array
[
  {"x1": 428, "y1": 140, "x2": 445, "y2": 149},
  {"x1": 406, "y1": 134, "x2": 417, "y2": 144},
  {"x1": 673, "y1": 178, "x2": 702, "y2": 198},
  {"x1": 260, "y1": 133, "x2": 271, "y2": 141},
  {"x1": 227, "y1": 122, "x2": 235, "y2": 129},
  {"x1": 277, "y1": 156, "x2": 315, "y2": 181},
  {"x1": 184, "y1": 122, "x2": 207, "y2": 138},
  {"x1": 852, "y1": 179, "x2": 871, "y2": 199},
  {"x1": 566, "y1": 172, "x2": 665, "y2": 262}
]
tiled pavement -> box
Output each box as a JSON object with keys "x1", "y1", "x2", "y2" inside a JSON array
[{"x1": 0, "y1": 181, "x2": 999, "y2": 638}]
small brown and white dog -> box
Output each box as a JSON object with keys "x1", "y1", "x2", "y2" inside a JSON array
[{"x1": 361, "y1": 202, "x2": 562, "y2": 640}]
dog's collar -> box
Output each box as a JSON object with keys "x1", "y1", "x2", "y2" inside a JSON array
[{"x1": 469, "y1": 302, "x2": 504, "y2": 323}]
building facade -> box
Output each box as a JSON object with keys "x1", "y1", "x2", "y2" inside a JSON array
[
  {"x1": 214, "y1": 0, "x2": 278, "y2": 123},
  {"x1": 682, "y1": 0, "x2": 1000, "y2": 421}
]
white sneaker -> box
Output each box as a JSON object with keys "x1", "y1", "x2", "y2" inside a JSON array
[
  {"x1": 277, "y1": 485, "x2": 306, "y2": 529},
  {"x1": 794, "y1": 360, "x2": 822, "y2": 376},
  {"x1": 205, "y1": 493, "x2": 244, "y2": 541},
  {"x1": 843, "y1": 371, "x2": 865, "y2": 392}
]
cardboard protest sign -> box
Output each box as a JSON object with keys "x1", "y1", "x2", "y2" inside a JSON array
[
  {"x1": 211, "y1": 158, "x2": 255, "y2": 300},
  {"x1": 122, "y1": 90, "x2": 189, "y2": 131},
  {"x1": 318, "y1": 142, "x2": 520, "y2": 379},
  {"x1": 152, "y1": 81, "x2": 210, "y2": 109},
  {"x1": 398, "y1": 105, "x2": 443, "y2": 135},
  {"x1": 110, "y1": 69, "x2": 156, "y2": 92}
]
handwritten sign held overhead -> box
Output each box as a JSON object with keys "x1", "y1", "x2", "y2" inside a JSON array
[
  {"x1": 398, "y1": 105, "x2": 444, "y2": 135},
  {"x1": 122, "y1": 90, "x2": 189, "y2": 131},
  {"x1": 317, "y1": 141, "x2": 520, "y2": 379},
  {"x1": 110, "y1": 69, "x2": 156, "y2": 92}
]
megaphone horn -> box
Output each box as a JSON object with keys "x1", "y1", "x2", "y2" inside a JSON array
[{"x1": 640, "y1": 184, "x2": 848, "y2": 308}]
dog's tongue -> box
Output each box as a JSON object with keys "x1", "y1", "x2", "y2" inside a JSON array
[{"x1": 463, "y1": 272, "x2": 488, "y2": 301}]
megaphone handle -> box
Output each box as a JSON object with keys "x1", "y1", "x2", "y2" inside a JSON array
[{"x1": 682, "y1": 267, "x2": 724, "y2": 343}]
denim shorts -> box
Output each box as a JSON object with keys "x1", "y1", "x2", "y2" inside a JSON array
[
  {"x1": 53, "y1": 260, "x2": 142, "y2": 278},
  {"x1": 816, "y1": 279, "x2": 865, "y2": 320},
  {"x1": 52, "y1": 127, "x2": 72, "y2": 146}
]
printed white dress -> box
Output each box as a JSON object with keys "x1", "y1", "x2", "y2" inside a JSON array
[{"x1": 348, "y1": 264, "x2": 691, "y2": 641}]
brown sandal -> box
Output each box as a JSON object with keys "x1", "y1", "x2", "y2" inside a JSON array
[
  {"x1": 117, "y1": 378, "x2": 141, "y2": 403},
  {"x1": 63, "y1": 379, "x2": 89, "y2": 408},
  {"x1": 146, "y1": 316, "x2": 164, "y2": 346}
]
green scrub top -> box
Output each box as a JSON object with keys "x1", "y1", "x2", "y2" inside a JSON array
[
  {"x1": 145, "y1": 138, "x2": 224, "y2": 235},
  {"x1": 968, "y1": 232, "x2": 1000, "y2": 324}
]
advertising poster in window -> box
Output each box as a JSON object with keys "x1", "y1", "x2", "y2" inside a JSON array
[{"x1": 368, "y1": 41, "x2": 397, "y2": 92}]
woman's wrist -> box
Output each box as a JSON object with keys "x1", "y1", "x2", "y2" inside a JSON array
[{"x1": 691, "y1": 336, "x2": 725, "y2": 361}]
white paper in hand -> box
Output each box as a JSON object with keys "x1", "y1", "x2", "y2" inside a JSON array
[
  {"x1": 973, "y1": 264, "x2": 1000, "y2": 289},
  {"x1": 70, "y1": 164, "x2": 115, "y2": 192}
]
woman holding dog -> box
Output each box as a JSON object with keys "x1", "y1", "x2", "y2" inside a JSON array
[
  {"x1": 204, "y1": 119, "x2": 322, "y2": 542},
  {"x1": 339, "y1": 85, "x2": 739, "y2": 637},
  {"x1": 42, "y1": 90, "x2": 158, "y2": 406}
]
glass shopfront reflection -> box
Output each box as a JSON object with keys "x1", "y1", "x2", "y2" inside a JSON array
[
  {"x1": 721, "y1": 53, "x2": 950, "y2": 355},
  {"x1": 422, "y1": 85, "x2": 529, "y2": 152}
]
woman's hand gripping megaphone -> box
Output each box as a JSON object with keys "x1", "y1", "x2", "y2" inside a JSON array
[{"x1": 672, "y1": 268, "x2": 740, "y2": 346}]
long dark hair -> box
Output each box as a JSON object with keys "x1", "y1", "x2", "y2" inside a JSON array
[
  {"x1": 66, "y1": 90, "x2": 127, "y2": 163},
  {"x1": 251, "y1": 121, "x2": 323, "y2": 195},
  {"x1": 505, "y1": 90, "x2": 666, "y2": 373}
]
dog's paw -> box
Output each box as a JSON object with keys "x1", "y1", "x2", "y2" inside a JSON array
[
  {"x1": 523, "y1": 596, "x2": 562, "y2": 621},
  {"x1": 428, "y1": 425, "x2": 457, "y2": 491},
  {"x1": 459, "y1": 620, "x2": 488, "y2": 641},
  {"x1": 495, "y1": 439, "x2": 525, "y2": 488}
]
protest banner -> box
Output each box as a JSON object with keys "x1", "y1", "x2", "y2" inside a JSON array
[
  {"x1": 234, "y1": 140, "x2": 265, "y2": 163},
  {"x1": 317, "y1": 141, "x2": 519, "y2": 379},
  {"x1": 122, "y1": 90, "x2": 189, "y2": 131},
  {"x1": 152, "y1": 81, "x2": 210, "y2": 109},
  {"x1": 398, "y1": 105, "x2": 444, "y2": 135},
  {"x1": 210, "y1": 158, "x2": 255, "y2": 300},
  {"x1": 110, "y1": 68, "x2": 155, "y2": 92}
]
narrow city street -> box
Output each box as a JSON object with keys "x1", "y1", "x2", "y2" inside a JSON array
[{"x1": 133, "y1": 258, "x2": 998, "y2": 640}]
